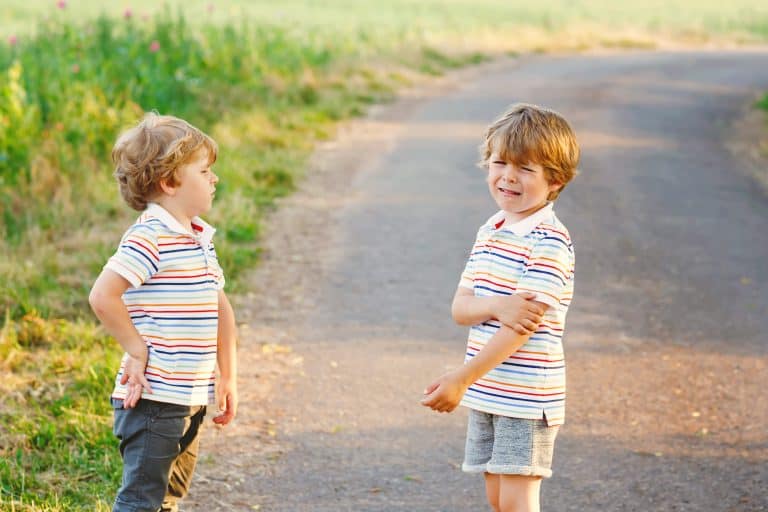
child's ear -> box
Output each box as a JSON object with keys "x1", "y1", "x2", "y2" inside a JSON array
[{"x1": 158, "y1": 178, "x2": 177, "y2": 196}]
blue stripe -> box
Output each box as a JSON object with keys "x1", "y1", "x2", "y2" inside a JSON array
[
  {"x1": 153, "y1": 349, "x2": 217, "y2": 356},
  {"x1": 132, "y1": 315, "x2": 218, "y2": 321},
  {"x1": 468, "y1": 387, "x2": 564, "y2": 404},
  {"x1": 464, "y1": 393, "x2": 547, "y2": 410},
  {"x1": 124, "y1": 288, "x2": 216, "y2": 295},
  {"x1": 160, "y1": 247, "x2": 204, "y2": 255},
  {"x1": 143, "y1": 280, "x2": 216, "y2": 287},
  {"x1": 123, "y1": 245, "x2": 158, "y2": 273},
  {"x1": 145, "y1": 379, "x2": 213, "y2": 390},
  {"x1": 475, "y1": 285, "x2": 511, "y2": 296},
  {"x1": 526, "y1": 267, "x2": 567, "y2": 286},
  {"x1": 540, "y1": 236, "x2": 571, "y2": 248},
  {"x1": 475, "y1": 251, "x2": 525, "y2": 266}
]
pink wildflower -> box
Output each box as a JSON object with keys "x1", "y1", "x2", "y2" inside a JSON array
[
  {"x1": 71, "y1": 63, "x2": 80, "y2": 73},
  {"x1": 207, "y1": 3, "x2": 214, "y2": 13},
  {"x1": 124, "y1": 8, "x2": 133, "y2": 19},
  {"x1": 149, "y1": 40, "x2": 160, "y2": 52},
  {"x1": 8, "y1": 35, "x2": 17, "y2": 46},
  {"x1": 56, "y1": 0, "x2": 67, "y2": 9}
]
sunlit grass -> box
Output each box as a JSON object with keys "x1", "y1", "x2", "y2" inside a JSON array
[{"x1": 0, "y1": 311, "x2": 120, "y2": 510}]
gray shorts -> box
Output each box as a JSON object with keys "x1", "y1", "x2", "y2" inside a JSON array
[{"x1": 462, "y1": 409, "x2": 559, "y2": 478}]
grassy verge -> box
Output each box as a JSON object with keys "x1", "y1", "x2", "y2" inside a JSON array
[
  {"x1": 1, "y1": 312, "x2": 120, "y2": 510},
  {"x1": 3, "y1": 1, "x2": 768, "y2": 509}
]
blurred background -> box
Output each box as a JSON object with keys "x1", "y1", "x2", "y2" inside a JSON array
[{"x1": 1, "y1": 1, "x2": 767, "y2": 509}]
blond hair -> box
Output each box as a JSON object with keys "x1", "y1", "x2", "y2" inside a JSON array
[
  {"x1": 479, "y1": 103, "x2": 579, "y2": 201},
  {"x1": 112, "y1": 113, "x2": 218, "y2": 211}
]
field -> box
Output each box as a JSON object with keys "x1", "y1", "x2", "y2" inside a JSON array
[{"x1": 2, "y1": 1, "x2": 768, "y2": 509}]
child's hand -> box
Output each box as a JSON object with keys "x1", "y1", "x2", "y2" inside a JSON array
[
  {"x1": 420, "y1": 369, "x2": 470, "y2": 413},
  {"x1": 213, "y1": 378, "x2": 238, "y2": 426},
  {"x1": 493, "y1": 292, "x2": 544, "y2": 335},
  {"x1": 119, "y1": 347, "x2": 151, "y2": 408}
]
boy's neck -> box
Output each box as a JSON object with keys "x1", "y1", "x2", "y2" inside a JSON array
[{"x1": 153, "y1": 198, "x2": 194, "y2": 233}]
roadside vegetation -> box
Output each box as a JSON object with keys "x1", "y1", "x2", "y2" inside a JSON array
[{"x1": 2, "y1": 1, "x2": 768, "y2": 509}]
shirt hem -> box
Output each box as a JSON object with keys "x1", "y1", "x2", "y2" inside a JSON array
[{"x1": 111, "y1": 392, "x2": 214, "y2": 407}]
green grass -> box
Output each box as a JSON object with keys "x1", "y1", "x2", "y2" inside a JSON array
[
  {"x1": 1, "y1": 311, "x2": 119, "y2": 510},
  {"x1": 758, "y1": 93, "x2": 768, "y2": 112},
  {"x1": 2, "y1": 1, "x2": 768, "y2": 509}
]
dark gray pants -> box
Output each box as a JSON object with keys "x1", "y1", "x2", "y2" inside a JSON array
[{"x1": 112, "y1": 398, "x2": 206, "y2": 512}]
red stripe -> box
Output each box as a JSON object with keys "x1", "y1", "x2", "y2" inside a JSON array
[
  {"x1": 474, "y1": 277, "x2": 515, "y2": 291},
  {"x1": 510, "y1": 355, "x2": 563, "y2": 363},
  {"x1": 151, "y1": 342, "x2": 217, "y2": 349},
  {"x1": 129, "y1": 309, "x2": 219, "y2": 314},
  {"x1": 151, "y1": 273, "x2": 210, "y2": 279},
  {"x1": 158, "y1": 241, "x2": 197, "y2": 246},
  {"x1": 484, "y1": 244, "x2": 528, "y2": 259},
  {"x1": 126, "y1": 239, "x2": 158, "y2": 260}
]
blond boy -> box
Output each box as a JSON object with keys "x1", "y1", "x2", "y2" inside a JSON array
[
  {"x1": 89, "y1": 113, "x2": 238, "y2": 512},
  {"x1": 422, "y1": 104, "x2": 579, "y2": 512}
]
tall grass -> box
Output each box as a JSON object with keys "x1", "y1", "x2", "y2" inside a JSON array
[{"x1": 3, "y1": 1, "x2": 768, "y2": 509}]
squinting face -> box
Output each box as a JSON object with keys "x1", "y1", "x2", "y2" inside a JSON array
[
  {"x1": 487, "y1": 153, "x2": 560, "y2": 223},
  {"x1": 173, "y1": 149, "x2": 219, "y2": 218}
]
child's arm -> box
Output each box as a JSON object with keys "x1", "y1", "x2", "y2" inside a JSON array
[
  {"x1": 88, "y1": 269, "x2": 152, "y2": 408},
  {"x1": 452, "y1": 287, "x2": 544, "y2": 335},
  {"x1": 213, "y1": 289, "x2": 238, "y2": 426},
  {"x1": 421, "y1": 300, "x2": 548, "y2": 413}
]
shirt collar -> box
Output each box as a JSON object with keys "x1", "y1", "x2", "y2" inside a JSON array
[
  {"x1": 486, "y1": 202, "x2": 554, "y2": 236},
  {"x1": 144, "y1": 202, "x2": 217, "y2": 246}
]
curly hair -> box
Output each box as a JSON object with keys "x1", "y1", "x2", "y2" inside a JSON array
[
  {"x1": 112, "y1": 113, "x2": 218, "y2": 211},
  {"x1": 479, "y1": 103, "x2": 579, "y2": 201}
]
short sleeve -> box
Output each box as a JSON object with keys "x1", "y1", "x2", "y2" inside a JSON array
[
  {"x1": 458, "y1": 226, "x2": 486, "y2": 290},
  {"x1": 208, "y1": 242, "x2": 226, "y2": 290},
  {"x1": 104, "y1": 224, "x2": 160, "y2": 288},
  {"x1": 515, "y1": 230, "x2": 574, "y2": 309}
]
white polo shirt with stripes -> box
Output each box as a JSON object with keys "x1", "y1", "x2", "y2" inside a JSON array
[
  {"x1": 105, "y1": 203, "x2": 225, "y2": 406},
  {"x1": 457, "y1": 202, "x2": 575, "y2": 426}
]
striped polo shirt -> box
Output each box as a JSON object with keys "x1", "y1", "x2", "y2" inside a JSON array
[
  {"x1": 105, "y1": 203, "x2": 225, "y2": 406},
  {"x1": 457, "y1": 203, "x2": 575, "y2": 426}
]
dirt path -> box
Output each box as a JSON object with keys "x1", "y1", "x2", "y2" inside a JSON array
[{"x1": 186, "y1": 51, "x2": 768, "y2": 511}]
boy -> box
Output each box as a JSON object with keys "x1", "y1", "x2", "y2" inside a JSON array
[
  {"x1": 421, "y1": 103, "x2": 579, "y2": 512},
  {"x1": 89, "y1": 113, "x2": 238, "y2": 512}
]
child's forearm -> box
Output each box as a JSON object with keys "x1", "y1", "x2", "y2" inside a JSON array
[
  {"x1": 216, "y1": 291, "x2": 238, "y2": 380},
  {"x1": 454, "y1": 325, "x2": 529, "y2": 387},
  {"x1": 89, "y1": 284, "x2": 146, "y2": 358}
]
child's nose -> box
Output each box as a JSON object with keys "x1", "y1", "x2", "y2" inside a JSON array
[
  {"x1": 503, "y1": 165, "x2": 517, "y2": 182},
  {"x1": 211, "y1": 172, "x2": 219, "y2": 184}
]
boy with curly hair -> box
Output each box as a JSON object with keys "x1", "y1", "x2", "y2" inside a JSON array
[{"x1": 89, "y1": 113, "x2": 238, "y2": 512}]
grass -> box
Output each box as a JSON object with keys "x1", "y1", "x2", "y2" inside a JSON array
[
  {"x1": 1, "y1": 311, "x2": 120, "y2": 510},
  {"x1": 2, "y1": 1, "x2": 768, "y2": 509}
]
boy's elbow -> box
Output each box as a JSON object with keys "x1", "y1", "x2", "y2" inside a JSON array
[
  {"x1": 88, "y1": 288, "x2": 102, "y2": 315},
  {"x1": 88, "y1": 286, "x2": 111, "y2": 318},
  {"x1": 451, "y1": 306, "x2": 472, "y2": 326}
]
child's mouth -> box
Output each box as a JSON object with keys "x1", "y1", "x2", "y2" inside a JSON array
[{"x1": 499, "y1": 188, "x2": 521, "y2": 196}]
